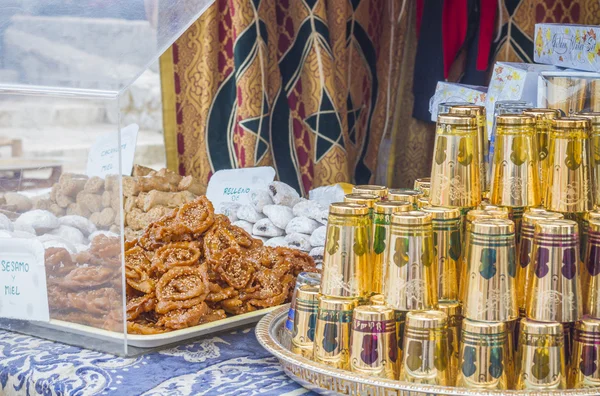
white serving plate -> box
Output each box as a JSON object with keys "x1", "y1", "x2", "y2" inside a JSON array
[{"x1": 35, "y1": 306, "x2": 278, "y2": 348}]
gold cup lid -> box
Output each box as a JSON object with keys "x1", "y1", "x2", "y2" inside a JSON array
[
  {"x1": 466, "y1": 209, "x2": 494, "y2": 223},
  {"x1": 421, "y1": 206, "x2": 461, "y2": 219},
  {"x1": 370, "y1": 294, "x2": 386, "y2": 306},
  {"x1": 374, "y1": 201, "x2": 412, "y2": 214},
  {"x1": 438, "y1": 300, "x2": 462, "y2": 318},
  {"x1": 392, "y1": 210, "x2": 432, "y2": 225},
  {"x1": 523, "y1": 211, "x2": 564, "y2": 226},
  {"x1": 576, "y1": 112, "x2": 600, "y2": 124},
  {"x1": 354, "y1": 303, "x2": 395, "y2": 321},
  {"x1": 588, "y1": 217, "x2": 600, "y2": 232},
  {"x1": 318, "y1": 295, "x2": 358, "y2": 311},
  {"x1": 449, "y1": 104, "x2": 486, "y2": 117},
  {"x1": 553, "y1": 117, "x2": 592, "y2": 130},
  {"x1": 344, "y1": 193, "x2": 378, "y2": 208},
  {"x1": 479, "y1": 204, "x2": 509, "y2": 212},
  {"x1": 463, "y1": 318, "x2": 506, "y2": 334},
  {"x1": 520, "y1": 318, "x2": 562, "y2": 335},
  {"x1": 417, "y1": 197, "x2": 430, "y2": 208},
  {"x1": 535, "y1": 219, "x2": 578, "y2": 235},
  {"x1": 352, "y1": 185, "x2": 388, "y2": 198},
  {"x1": 406, "y1": 310, "x2": 447, "y2": 329},
  {"x1": 485, "y1": 210, "x2": 510, "y2": 219},
  {"x1": 586, "y1": 211, "x2": 600, "y2": 222},
  {"x1": 388, "y1": 188, "x2": 423, "y2": 203},
  {"x1": 471, "y1": 218, "x2": 514, "y2": 235},
  {"x1": 523, "y1": 108, "x2": 561, "y2": 119},
  {"x1": 437, "y1": 113, "x2": 477, "y2": 126},
  {"x1": 576, "y1": 318, "x2": 600, "y2": 333},
  {"x1": 526, "y1": 207, "x2": 549, "y2": 214},
  {"x1": 496, "y1": 114, "x2": 535, "y2": 125},
  {"x1": 297, "y1": 284, "x2": 320, "y2": 301},
  {"x1": 329, "y1": 202, "x2": 369, "y2": 215}
]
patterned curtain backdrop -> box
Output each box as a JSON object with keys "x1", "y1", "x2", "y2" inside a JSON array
[{"x1": 160, "y1": 0, "x2": 409, "y2": 195}]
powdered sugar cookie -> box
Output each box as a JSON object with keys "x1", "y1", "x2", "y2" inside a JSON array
[
  {"x1": 0, "y1": 213, "x2": 13, "y2": 232},
  {"x1": 285, "y1": 232, "x2": 312, "y2": 252},
  {"x1": 49, "y1": 225, "x2": 86, "y2": 245},
  {"x1": 237, "y1": 204, "x2": 265, "y2": 223},
  {"x1": 219, "y1": 202, "x2": 241, "y2": 222},
  {"x1": 268, "y1": 181, "x2": 300, "y2": 207},
  {"x1": 264, "y1": 236, "x2": 288, "y2": 247},
  {"x1": 309, "y1": 246, "x2": 324, "y2": 264},
  {"x1": 15, "y1": 210, "x2": 59, "y2": 234},
  {"x1": 249, "y1": 189, "x2": 273, "y2": 212},
  {"x1": 252, "y1": 218, "x2": 284, "y2": 237},
  {"x1": 59, "y1": 215, "x2": 97, "y2": 236},
  {"x1": 292, "y1": 199, "x2": 323, "y2": 218},
  {"x1": 285, "y1": 216, "x2": 320, "y2": 235},
  {"x1": 309, "y1": 226, "x2": 326, "y2": 247},
  {"x1": 232, "y1": 220, "x2": 254, "y2": 235},
  {"x1": 262, "y1": 204, "x2": 294, "y2": 229},
  {"x1": 310, "y1": 209, "x2": 329, "y2": 225}
]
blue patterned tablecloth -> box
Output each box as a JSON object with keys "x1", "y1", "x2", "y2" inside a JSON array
[{"x1": 0, "y1": 326, "x2": 317, "y2": 396}]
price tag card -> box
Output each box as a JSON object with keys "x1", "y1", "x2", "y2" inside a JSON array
[
  {"x1": 0, "y1": 239, "x2": 49, "y2": 322},
  {"x1": 87, "y1": 123, "x2": 139, "y2": 177},
  {"x1": 206, "y1": 166, "x2": 276, "y2": 210}
]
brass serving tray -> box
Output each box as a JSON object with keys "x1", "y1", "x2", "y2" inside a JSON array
[{"x1": 255, "y1": 305, "x2": 600, "y2": 396}]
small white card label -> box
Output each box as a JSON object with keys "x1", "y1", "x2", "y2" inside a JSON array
[
  {"x1": 87, "y1": 123, "x2": 139, "y2": 177},
  {"x1": 206, "y1": 166, "x2": 276, "y2": 210},
  {"x1": 0, "y1": 239, "x2": 49, "y2": 322}
]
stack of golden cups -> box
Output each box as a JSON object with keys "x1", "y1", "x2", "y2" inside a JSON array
[{"x1": 286, "y1": 103, "x2": 600, "y2": 390}]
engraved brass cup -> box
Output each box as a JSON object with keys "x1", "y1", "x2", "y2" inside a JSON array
[
  {"x1": 490, "y1": 114, "x2": 540, "y2": 207},
  {"x1": 584, "y1": 218, "x2": 600, "y2": 318},
  {"x1": 527, "y1": 219, "x2": 583, "y2": 323},
  {"x1": 523, "y1": 108, "x2": 561, "y2": 205},
  {"x1": 413, "y1": 177, "x2": 431, "y2": 197},
  {"x1": 545, "y1": 117, "x2": 593, "y2": 213},
  {"x1": 421, "y1": 206, "x2": 462, "y2": 301},
  {"x1": 313, "y1": 296, "x2": 358, "y2": 369},
  {"x1": 344, "y1": 193, "x2": 379, "y2": 215},
  {"x1": 430, "y1": 114, "x2": 481, "y2": 208},
  {"x1": 456, "y1": 319, "x2": 510, "y2": 390},
  {"x1": 439, "y1": 300, "x2": 463, "y2": 386},
  {"x1": 384, "y1": 211, "x2": 438, "y2": 311},
  {"x1": 576, "y1": 112, "x2": 600, "y2": 207},
  {"x1": 515, "y1": 319, "x2": 567, "y2": 390},
  {"x1": 517, "y1": 211, "x2": 564, "y2": 315},
  {"x1": 458, "y1": 210, "x2": 494, "y2": 301},
  {"x1": 570, "y1": 318, "x2": 600, "y2": 388},
  {"x1": 291, "y1": 284, "x2": 320, "y2": 359},
  {"x1": 399, "y1": 310, "x2": 450, "y2": 385},
  {"x1": 350, "y1": 302, "x2": 397, "y2": 379},
  {"x1": 321, "y1": 203, "x2": 372, "y2": 299},
  {"x1": 352, "y1": 185, "x2": 388, "y2": 200},
  {"x1": 285, "y1": 272, "x2": 321, "y2": 350},
  {"x1": 450, "y1": 105, "x2": 488, "y2": 193},
  {"x1": 462, "y1": 219, "x2": 518, "y2": 322},
  {"x1": 373, "y1": 201, "x2": 412, "y2": 295},
  {"x1": 388, "y1": 188, "x2": 423, "y2": 209}
]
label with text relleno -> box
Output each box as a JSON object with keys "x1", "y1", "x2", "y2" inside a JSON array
[
  {"x1": 206, "y1": 166, "x2": 276, "y2": 211},
  {"x1": 0, "y1": 239, "x2": 49, "y2": 322}
]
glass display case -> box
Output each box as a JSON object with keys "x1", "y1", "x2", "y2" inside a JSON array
[{"x1": 0, "y1": 0, "x2": 214, "y2": 356}]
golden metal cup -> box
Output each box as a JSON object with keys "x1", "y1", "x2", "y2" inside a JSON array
[
  {"x1": 413, "y1": 177, "x2": 431, "y2": 197},
  {"x1": 421, "y1": 206, "x2": 462, "y2": 301},
  {"x1": 478, "y1": 203, "x2": 510, "y2": 213},
  {"x1": 373, "y1": 201, "x2": 412, "y2": 294},
  {"x1": 439, "y1": 300, "x2": 462, "y2": 386},
  {"x1": 545, "y1": 117, "x2": 593, "y2": 213},
  {"x1": 417, "y1": 197, "x2": 429, "y2": 209},
  {"x1": 515, "y1": 319, "x2": 567, "y2": 390},
  {"x1": 576, "y1": 112, "x2": 600, "y2": 207},
  {"x1": 463, "y1": 219, "x2": 518, "y2": 321},
  {"x1": 388, "y1": 188, "x2": 423, "y2": 209},
  {"x1": 584, "y1": 218, "x2": 600, "y2": 318},
  {"x1": 450, "y1": 105, "x2": 488, "y2": 193},
  {"x1": 399, "y1": 310, "x2": 450, "y2": 385},
  {"x1": 438, "y1": 101, "x2": 472, "y2": 115},
  {"x1": 456, "y1": 319, "x2": 510, "y2": 390},
  {"x1": 489, "y1": 114, "x2": 540, "y2": 207},
  {"x1": 570, "y1": 318, "x2": 600, "y2": 388},
  {"x1": 285, "y1": 272, "x2": 322, "y2": 350},
  {"x1": 509, "y1": 206, "x2": 526, "y2": 252},
  {"x1": 523, "y1": 108, "x2": 561, "y2": 205},
  {"x1": 394, "y1": 310, "x2": 408, "y2": 372},
  {"x1": 321, "y1": 203, "x2": 372, "y2": 299},
  {"x1": 344, "y1": 193, "x2": 379, "y2": 215},
  {"x1": 430, "y1": 114, "x2": 481, "y2": 208},
  {"x1": 313, "y1": 296, "x2": 358, "y2": 369},
  {"x1": 517, "y1": 211, "x2": 564, "y2": 315},
  {"x1": 563, "y1": 321, "x2": 575, "y2": 368},
  {"x1": 527, "y1": 219, "x2": 583, "y2": 323},
  {"x1": 350, "y1": 302, "x2": 397, "y2": 378},
  {"x1": 352, "y1": 185, "x2": 388, "y2": 200},
  {"x1": 547, "y1": 76, "x2": 587, "y2": 115},
  {"x1": 291, "y1": 284, "x2": 320, "y2": 359},
  {"x1": 384, "y1": 211, "x2": 438, "y2": 311}
]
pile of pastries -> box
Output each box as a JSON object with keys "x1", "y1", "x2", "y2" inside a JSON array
[{"x1": 45, "y1": 195, "x2": 317, "y2": 334}]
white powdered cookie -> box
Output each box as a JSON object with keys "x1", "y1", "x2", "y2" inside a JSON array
[
  {"x1": 232, "y1": 220, "x2": 254, "y2": 235},
  {"x1": 49, "y1": 225, "x2": 86, "y2": 245},
  {"x1": 285, "y1": 216, "x2": 320, "y2": 235},
  {"x1": 0, "y1": 213, "x2": 14, "y2": 232},
  {"x1": 237, "y1": 204, "x2": 265, "y2": 223},
  {"x1": 285, "y1": 233, "x2": 311, "y2": 252},
  {"x1": 15, "y1": 210, "x2": 59, "y2": 234},
  {"x1": 309, "y1": 209, "x2": 329, "y2": 225},
  {"x1": 249, "y1": 189, "x2": 273, "y2": 212},
  {"x1": 59, "y1": 215, "x2": 97, "y2": 236},
  {"x1": 292, "y1": 199, "x2": 323, "y2": 218},
  {"x1": 309, "y1": 226, "x2": 326, "y2": 247},
  {"x1": 0, "y1": 230, "x2": 11, "y2": 238},
  {"x1": 219, "y1": 202, "x2": 241, "y2": 222},
  {"x1": 252, "y1": 218, "x2": 285, "y2": 237},
  {"x1": 13, "y1": 222, "x2": 35, "y2": 235},
  {"x1": 89, "y1": 230, "x2": 118, "y2": 240},
  {"x1": 262, "y1": 204, "x2": 294, "y2": 229},
  {"x1": 309, "y1": 246, "x2": 324, "y2": 264},
  {"x1": 41, "y1": 238, "x2": 77, "y2": 254},
  {"x1": 264, "y1": 236, "x2": 288, "y2": 247},
  {"x1": 268, "y1": 181, "x2": 300, "y2": 207},
  {"x1": 11, "y1": 231, "x2": 36, "y2": 239}
]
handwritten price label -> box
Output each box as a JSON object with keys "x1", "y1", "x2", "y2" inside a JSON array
[
  {"x1": 206, "y1": 167, "x2": 276, "y2": 210},
  {"x1": 0, "y1": 239, "x2": 48, "y2": 322}
]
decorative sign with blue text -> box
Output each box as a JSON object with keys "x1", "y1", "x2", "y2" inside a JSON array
[
  {"x1": 86, "y1": 123, "x2": 139, "y2": 177},
  {"x1": 206, "y1": 166, "x2": 276, "y2": 210},
  {"x1": 0, "y1": 239, "x2": 49, "y2": 322}
]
